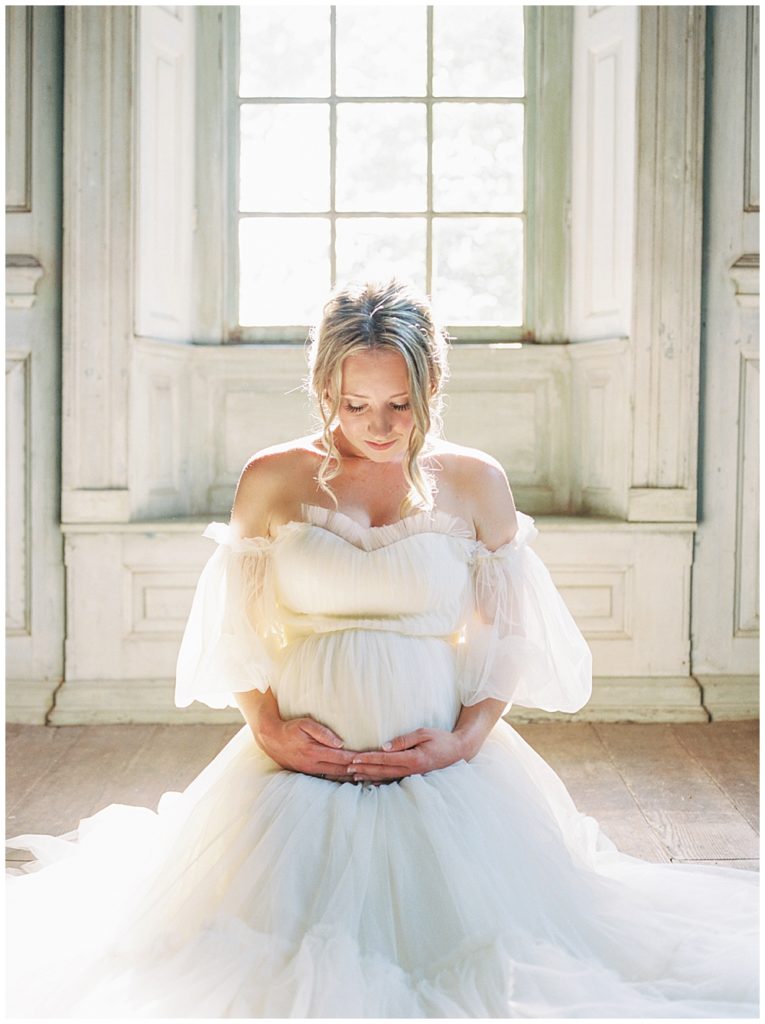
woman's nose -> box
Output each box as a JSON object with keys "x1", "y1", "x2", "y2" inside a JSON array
[{"x1": 369, "y1": 410, "x2": 392, "y2": 438}]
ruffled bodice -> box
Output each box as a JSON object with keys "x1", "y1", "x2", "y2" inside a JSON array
[
  {"x1": 175, "y1": 504, "x2": 593, "y2": 724},
  {"x1": 269, "y1": 505, "x2": 474, "y2": 639}
]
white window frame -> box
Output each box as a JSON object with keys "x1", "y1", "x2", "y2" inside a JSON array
[{"x1": 195, "y1": 6, "x2": 571, "y2": 344}]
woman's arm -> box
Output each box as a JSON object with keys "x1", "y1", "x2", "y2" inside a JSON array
[
  {"x1": 235, "y1": 687, "x2": 355, "y2": 782},
  {"x1": 231, "y1": 454, "x2": 357, "y2": 781}
]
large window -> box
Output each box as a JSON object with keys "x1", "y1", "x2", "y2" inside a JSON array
[{"x1": 231, "y1": 6, "x2": 539, "y2": 340}]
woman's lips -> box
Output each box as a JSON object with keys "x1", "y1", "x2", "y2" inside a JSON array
[{"x1": 366, "y1": 439, "x2": 397, "y2": 450}]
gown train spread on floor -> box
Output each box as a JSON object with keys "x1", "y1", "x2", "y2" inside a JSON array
[{"x1": 6, "y1": 508, "x2": 759, "y2": 1017}]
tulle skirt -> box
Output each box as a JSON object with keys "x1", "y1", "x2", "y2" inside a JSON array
[{"x1": 7, "y1": 714, "x2": 758, "y2": 1018}]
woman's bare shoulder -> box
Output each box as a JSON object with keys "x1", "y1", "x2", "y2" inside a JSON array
[
  {"x1": 427, "y1": 440, "x2": 518, "y2": 549},
  {"x1": 428, "y1": 439, "x2": 506, "y2": 476},
  {"x1": 240, "y1": 436, "x2": 323, "y2": 477},
  {"x1": 232, "y1": 436, "x2": 323, "y2": 537}
]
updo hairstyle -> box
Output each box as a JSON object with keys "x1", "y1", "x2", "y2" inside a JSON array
[{"x1": 307, "y1": 279, "x2": 450, "y2": 513}]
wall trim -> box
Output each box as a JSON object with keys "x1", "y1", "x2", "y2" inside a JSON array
[
  {"x1": 5, "y1": 680, "x2": 62, "y2": 725},
  {"x1": 32, "y1": 675, "x2": 725, "y2": 727},
  {"x1": 695, "y1": 676, "x2": 760, "y2": 722},
  {"x1": 6, "y1": 255, "x2": 44, "y2": 308}
]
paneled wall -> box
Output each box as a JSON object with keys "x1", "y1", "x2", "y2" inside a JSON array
[
  {"x1": 55, "y1": 336, "x2": 704, "y2": 726},
  {"x1": 129, "y1": 339, "x2": 633, "y2": 522},
  {"x1": 6, "y1": 6, "x2": 757, "y2": 726},
  {"x1": 5, "y1": 7, "x2": 65, "y2": 722},
  {"x1": 691, "y1": 7, "x2": 760, "y2": 719}
]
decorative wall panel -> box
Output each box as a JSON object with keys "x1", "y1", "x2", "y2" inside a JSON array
[
  {"x1": 629, "y1": 7, "x2": 705, "y2": 521},
  {"x1": 61, "y1": 7, "x2": 133, "y2": 521},
  {"x1": 5, "y1": 8, "x2": 65, "y2": 722},
  {"x1": 691, "y1": 7, "x2": 759, "y2": 691},
  {"x1": 135, "y1": 6, "x2": 195, "y2": 340},
  {"x1": 734, "y1": 353, "x2": 759, "y2": 636},
  {"x1": 569, "y1": 5, "x2": 637, "y2": 341},
  {"x1": 554, "y1": 566, "x2": 632, "y2": 639},
  {"x1": 744, "y1": 7, "x2": 759, "y2": 213},
  {"x1": 191, "y1": 345, "x2": 315, "y2": 513},
  {"x1": 54, "y1": 520, "x2": 699, "y2": 724},
  {"x1": 5, "y1": 7, "x2": 32, "y2": 212},
  {"x1": 5, "y1": 355, "x2": 30, "y2": 635},
  {"x1": 445, "y1": 346, "x2": 570, "y2": 513},
  {"x1": 130, "y1": 339, "x2": 189, "y2": 518},
  {"x1": 537, "y1": 524, "x2": 693, "y2": 678},
  {"x1": 570, "y1": 339, "x2": 630, "y2": 516},
  {"x1": 126, "y1": 568, "x2": 200, "y2": 637}
]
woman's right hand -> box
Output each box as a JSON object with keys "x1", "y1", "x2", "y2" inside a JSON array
[{"x1": 235, "y1": 688, "x2": 356, "y2": 781}]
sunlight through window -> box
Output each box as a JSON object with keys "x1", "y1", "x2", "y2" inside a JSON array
[{"x1": 237, "y1": 5, "x2": 526, "y2": 331}]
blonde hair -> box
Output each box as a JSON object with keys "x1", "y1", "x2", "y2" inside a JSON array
[{"x1": 307, "y1": 279, "x2": 450, "y2": 514}]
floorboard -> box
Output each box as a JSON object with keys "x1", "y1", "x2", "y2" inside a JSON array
[
  {"x1": 591, "y1": 723, "x2": 759, "y2": 863},
  {"x1": 6, "y1": 721, "x2": 758, "y2": 873}
]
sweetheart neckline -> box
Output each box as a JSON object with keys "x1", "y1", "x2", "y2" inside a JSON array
[
  {"x1": 205, "y1": 508, "x2": 534, "y2": 556},
  {"x1": 263, "y1": 504, "x2": 478, "y2": 554},
  {"x1": 297, "y1": 502, "x2": 476, "y2": 538}
]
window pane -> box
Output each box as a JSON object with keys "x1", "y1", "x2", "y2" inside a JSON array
[
  {"x1": 336, "y1": 7, "x2": 427, "y2": 97},
  {"x1": 336, "y1": 103, "x2": 427, "y2": 211},
  {"x1": 240, "y1": 106, "x2": 329, "y2": 212},
  {"x1": 433, "y1": 103, "x2": 523, "y2": 212},
  {"x1": 239, "y1": 218, "x2": 331, "y2": 325},
  {"x1": 239, "y1": 6, "x2": 330, "y2": 97},
  {"x1": 433, "y1": 7, "x2": 524, "y2": 97},
  {"x1": 432, "y1": 218, "x2": 523, "y2": 325},
  {"x1": 335, "y1": 218, "x2": 426, "y2": 291}
]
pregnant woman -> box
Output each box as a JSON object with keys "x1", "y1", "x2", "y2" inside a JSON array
[{"x1": 7, "y1": 280, "x2": 758, "y2": 1017}]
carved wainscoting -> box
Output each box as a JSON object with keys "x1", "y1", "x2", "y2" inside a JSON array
[{"x1": 52, "y1": 515, "x2": 702, "y2": 726}]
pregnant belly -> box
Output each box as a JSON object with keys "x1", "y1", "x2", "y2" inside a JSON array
[{"x1": 273, "y1": 630, "x2": 461, "y2": 752}]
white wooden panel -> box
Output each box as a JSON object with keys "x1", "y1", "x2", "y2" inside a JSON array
[
  {"x1": 191, "y1": 345, "x2": 314, "y2": 513},
  {"x1": 5, "y1": 7, "x2": 32, "y2": 212},
  {"x1": 135, "y1": 5, "x2": 195, "y2": 340},
  {"x1": 6, "y1": 255, "x2": 44, "y2": 308},
  {"x1": 734, "y1": 353, "x2": 759, "y2": 636},
  {"x1": 692, "y1": 7, "x2": 759, "y2": 679},
  {"x1": 744, "y1": 7, "x2": 759, "y2": 213},
  {"x1": 538, "y1": 525, "x2": 693, "y2": 677},
  {"x1": 126, "y1": 569, "x2": 199, "y2": 636},
  {"x1": 554, "y1": 566, "x2": 631, "y2": 639},
  {"x1": 445, "y1": 346, "x2": 570, "y2": 514},
  {"x1": 5, "y1": 8, "x2": 65, "y2": 708},
  {"x1": 5, "y1": 355, "x2": 30, "y2": 635},
  {"x1": 56, "y1": 520, "x2": 699, "y2": 722},
  {"x1": 629, "y1": 7, "x2": 705, "y2": 517},
  {"x1": 569, "y1": 338, "x2": 630, "y2": 516},
  {"x1": 569, "y1": 5, "x2": 637, "y2": 341},
  {"x1": 62, "y1": 8, "x2": 133, "y2": 514},
  {"x1": 64, "y1": 530, "x2": 209, "y2": 681},
  {"x1": 130, "y1": 339, "x2": 190, "y2": 518}
]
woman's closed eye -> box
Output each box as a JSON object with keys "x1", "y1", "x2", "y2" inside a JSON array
[{"x1": 344, "y1": 402, "x2": 410, "y2": 414}]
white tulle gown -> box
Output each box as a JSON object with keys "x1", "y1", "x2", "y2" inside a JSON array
[{"x1": 6, "y1": 507, "x2": 759, "y2": 1018}]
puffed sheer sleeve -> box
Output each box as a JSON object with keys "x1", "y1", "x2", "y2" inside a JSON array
[
  {"x1": 175, "y1": 523, "x2": 279, "y2": 710},
  {"x1": 458, "y1": 512, "x2": 592, "y2": 713}
]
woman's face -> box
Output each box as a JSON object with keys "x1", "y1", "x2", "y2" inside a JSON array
[{"x1": 334, "y1": 348, "x2": 415, "y2": 463}]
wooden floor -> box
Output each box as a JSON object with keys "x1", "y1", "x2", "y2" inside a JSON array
[{"x1": 6, "y1": 720, "x2": 759, "y2": 872}]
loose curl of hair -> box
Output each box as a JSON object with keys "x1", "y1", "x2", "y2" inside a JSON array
[{"x1": 306, "y1": 279, "x2": 450, "y2": 515}]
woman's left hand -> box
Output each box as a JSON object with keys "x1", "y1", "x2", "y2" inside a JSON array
[
  {"x1": 346, "y1": 698, "x2": 508, "y2": 784},
  {"x1": 346, "y1": 728, "x2": 467, "y2": 784}
]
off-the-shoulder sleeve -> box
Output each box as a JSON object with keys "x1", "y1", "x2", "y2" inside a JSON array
[
  {"x1": 175, "y1": 523, "x2": 279, "y2": 710},
  {"x1": 458, "y1": 512, "x2": 592, "y2": 713}
]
